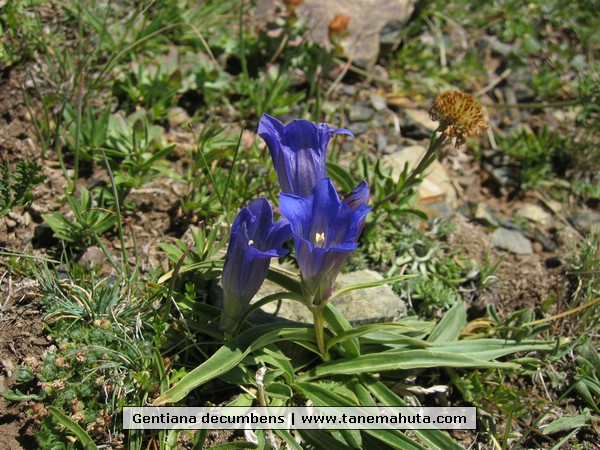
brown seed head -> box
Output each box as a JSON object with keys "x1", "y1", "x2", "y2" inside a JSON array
[{"x1": 429, "y1": 91, "x2": 488, "y2": 147}]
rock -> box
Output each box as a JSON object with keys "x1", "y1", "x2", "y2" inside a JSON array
[
  {"x1": 376, "y1": 134, "x2": 388, "y2": 152},
  {"x1": 348, "y1": 102, "x2": 375, "y2": 122},
  {"x1": 350, "y1": 122, "x2": 370, "y2": 135},
  {"x1": 370, "y1": 93, "x2": 388, "y2": 112},
  {"x1": 77, "y1": 246, "x2": 106, "y2": 270},
  {"x1": 491, "y1": 227, "x2": 534, "y2": 254},
  {"x1": 255, "y1": 0, "x2": 415, "y2": 68},
  {"x1": 167, "y1": 107, "x2": 190, "y2": 129},
  {"x1": 471, "y1": 203, "x2": 499, "y2": 227},
  {"x1": 402, "y1": 108, "x2": 438, "y2": 137},
  {"x1": 533, "y1": 228, "x2": 557, "y2": 252},
  {"x1": 382, "y1": 145, "x2": 458, "y2": 208},
  {"x1": 516, "y1": 204, "x2": 552, "y2": 225},
  {"x1": 568, "y1": 210, "x2": 600, "y2": 235},
  {"x1": 214, "y1": 268, "x2": 407, "y2": 326}
]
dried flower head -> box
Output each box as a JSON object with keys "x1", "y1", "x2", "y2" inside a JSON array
[{"x1": 429, "y1": 91, "x2": 488, "y2": 147}]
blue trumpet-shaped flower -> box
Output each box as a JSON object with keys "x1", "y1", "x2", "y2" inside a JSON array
[
  {"x1": 258, "y1": 113, "x2": 354, "y2": 197},
  {"x1": 279, "y1": 178, "x2": 370, "y2": 305},
  {"x1": 219, "y1": 198, "x2": 291, "y2": 332}
]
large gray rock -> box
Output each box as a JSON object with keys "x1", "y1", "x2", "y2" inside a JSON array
[
  {"x1": 214, "y1": 267, "x2": 407, "y2": 326},
  {"x1": 255, "y1": 0, "x2": 416, "y2": 68}
]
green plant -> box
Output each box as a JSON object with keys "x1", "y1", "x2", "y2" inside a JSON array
[
  {"x1": 498, "y1": 126, "x2": 567, "y2": 189},
  {"x1": 0, "y1": 159, "x2": 46, "y2": 217},
  {"x1": 102, "y1": 113, "x2": 176, "y2": 204},
  {"x1": 42, "y1": 187, "x2": 118, "y2": 249},
  {"x1": 8, "y1": 266, "x2": 176, "y2": 449}
]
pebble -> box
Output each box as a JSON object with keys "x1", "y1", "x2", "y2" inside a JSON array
[
  {"x1": 77, "y1": 246, "x2": 106, "y2": 270},
  {"x1": 348, "y1": 103, "x2": 375, "y2": 122},
  {"x1": 491, "y1": 227, "x2": 534, "y2": 254},
  {"x1": 533, "y1": 228, "x2": 557, "y2": 252},
  {"x1": 370, "y1": 93, "x2": 388, "y2": 112},
  {"x1": 568, "y1": 210, "x2": 600, "y2": 235},
  {"x1": 167, "y1": 107, "x2": 190, "y2": 129},
  {"x1": 471, "y1": 203, "x2": 499, "y2": 227},
  {"x1": 350, "y1": 122, "x2": 370, "y2": 135},
  {"x1": 516, "y1": 204, "x2": 552, "y2": 225},
  {"x1": 403, "y1": 108, "x2": 438, "y2": 136},
  {"x1": 376, "y1": 134, "x2": 388, "y2": 152}
]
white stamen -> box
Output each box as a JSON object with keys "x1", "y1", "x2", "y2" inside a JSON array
[
  {"x1": 315, "y1": 232, "x2": 325, "y2": 246},
  {"x1": 248, "y1": 239, "x2": 254, "y2": 246}
]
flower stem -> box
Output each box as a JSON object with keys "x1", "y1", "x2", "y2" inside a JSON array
[
  {"x1": 372, "y1": 131, "x2": 448, "y2": 211},
  {"x1": 312, "y1": 307, "x2": 330, "y2": 361}
]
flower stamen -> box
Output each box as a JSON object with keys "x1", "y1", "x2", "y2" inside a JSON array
[{"x1": 314, "y1": 232, "x2": 326, "y2": 247}]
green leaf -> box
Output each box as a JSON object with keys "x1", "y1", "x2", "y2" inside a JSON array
[
  {"x1": 542, "y1": 411, "x2": 592, "y2": 434},
  {"x1": 363, "y1": 429, "x2": 427, "y2": 450},
  {"x1": 48, "y1": 406, "x2": 98, "y2": 450},
  {"x1": 427, "y1": 301, "x2": 466, "y2": 343},
  {"x1": 323, "y1": 303, "x2": 360, "y2": 358},
  {"x1": 298, "y1": 429, "x2": 354, "y2": 450},
  {"x1": 273, "y1": 429, "x2": 303, "y2": 450},
  {"x1": 326, "y1": 322, "x2": 431, "y2": 352},
  {"x1": 430, "y1": 339, "x2": 556, "y2": 361},
  {"x1": 154, "y1": 324, "x2": 314, "y2": 405},
  {"x1": 327, "y1": 161, "x2": 358, "y2": 193},
  {"x1": 298, "y1": 349, "x2": 518, "y2": 381},
  {"x1": 360, "y1": 374, "x2": 463, "y2": 450},
  {"x1": 1, "y1": 389, "x2": 43, "y2": 401}
]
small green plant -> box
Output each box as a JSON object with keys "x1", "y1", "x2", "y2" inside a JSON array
[
  {"x1": 8, "y1": 266, "x2": 175, "y2": 448},
  {"x1": 498, "y1": 126, "x2": 567, "y2": 189},
  {"x1": 0, "y1": 159, "x2": 46, "y2": 217},
  {"x1": 42, "y1": 187, "x2": 118, "y2": 248}
]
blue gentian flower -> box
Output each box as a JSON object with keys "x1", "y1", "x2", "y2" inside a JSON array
[
  {"x1": 258, "y1": 113, "x2": 354, "y2": 197},
  {"x1": 279, "y1": 178, "x2": 370, "y2": 305},
  {"x1": 219, "y1": 198, "x2": 291, "y2": 332}
]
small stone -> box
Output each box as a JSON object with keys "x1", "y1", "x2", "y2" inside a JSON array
[
  {"x1": 403, "y1": 108, "x2": 438, "y2": 133},
  {"x1": 516, "y1": 204, "x2": 551, "y2": 225},
  {"x1": 484, "y1": 165, "x2": 514, "y2": 188},
  {"x1": 568, "y1": 210, "x2": 600, "y2": 235},
  {"x1": 472, "y1": 203, "x2": 499, "y2": 227},
  {"x1": 341, "y1": 84, "x2": 357, "y2": 96},
  {"x1": 533, "y1": 228, "x2": 557, "y2": 252},
  {"x1": 376, "y1": 134, "x2": 388, "y2": 152},
  {"x1": 348, "y1": 103, "x2": 375, "y2": 122},
  {"x1": 350, "y1": 122, "x2": 370, "y2": 135},
  {"x1": 384, "y1": 144, "x2": 399, "y2": 155},
  {"x1": 167, "y1": 107, "x2": 190, "y2": 129},
  {"x1": 370, "y1": 93, "x2": 388, "y2": 111},
  {"x1": 77, "y1": 246, "x2": 106, "y2": 270},
  {"x1": 4, "y1": 217, "x2": 17, "y2": 228},
  {"x1": 491, "y1": 227, "x2": 534, "y2": 254}
]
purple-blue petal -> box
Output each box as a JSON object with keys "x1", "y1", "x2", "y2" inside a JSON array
[
  {"x1": 343, "y1": 180, "x2": 370, "y2": 210},
  {"x1": 220, "y1": 198, "x2": 292, "y2": 331},
  {"x1": 279, "y1": 178, "x2": 371, "y2": 303},
  {"x1": 258, "y1": 114, "x2": 354, "y2": 197}
]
